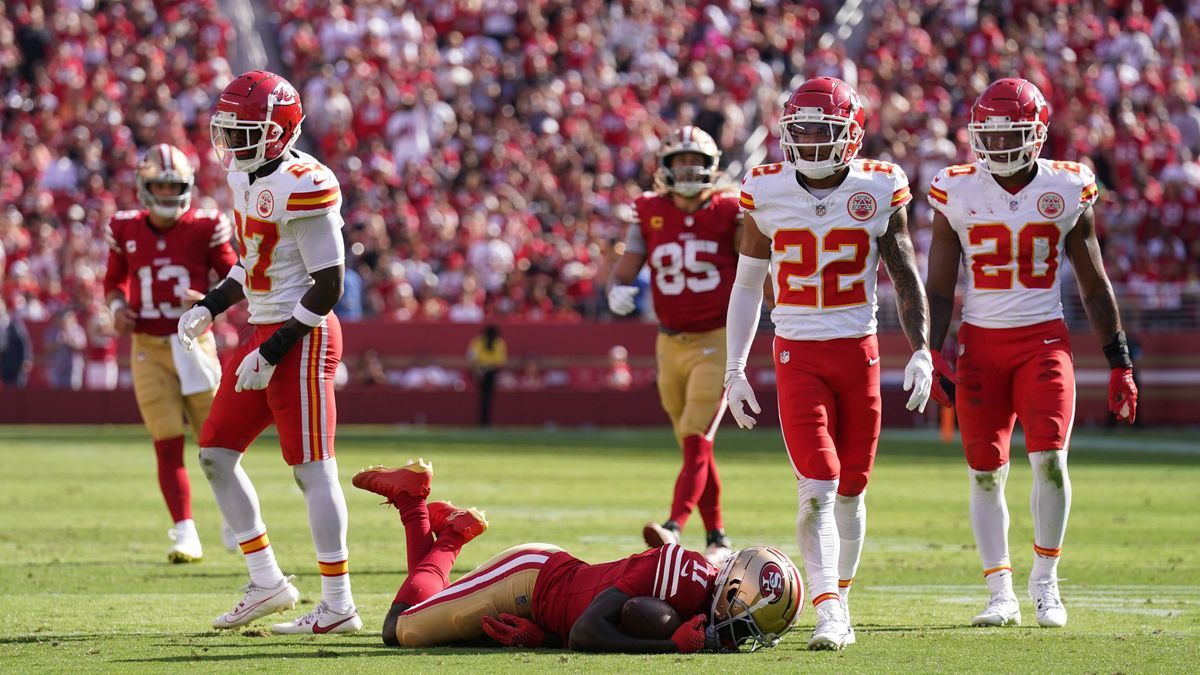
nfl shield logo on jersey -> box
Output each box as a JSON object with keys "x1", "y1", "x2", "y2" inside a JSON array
[
  {"x1": 847, "y1": 192, "x2": 876, "y2": 221},
  {"x1": 815, "y1": 203, "x2": 827, "y2": 216},
  {"x1": 1037, "y1": 192, "x2": 1065, "y2": 218},
  {"x1": 779, "y1": 351, "x2": 790, "y2": 364}
]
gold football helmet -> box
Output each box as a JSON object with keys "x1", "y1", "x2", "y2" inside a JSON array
[
  {"x1": 137, "y1": 143, "x2": 194, "y2": 220},
  {"x1": 656, "y1": 126, "x2": 721, "y2": 197},
  {"x1": 708, "y1": 546, "x2": 803, "y2": 650}
]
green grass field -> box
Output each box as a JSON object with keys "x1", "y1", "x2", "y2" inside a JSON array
[{"x1": 1, "y1": 425, "x2": 1198, "y2": 673}]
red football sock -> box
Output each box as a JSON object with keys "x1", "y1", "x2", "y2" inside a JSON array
[
  {"x1": 668, "y1": 435, "x2": 712, "y2": 530},
  {"x1": 392, "y1": 531, "x2": 466, "y2": 606},
  {"x1": 698, "y1": 449, "x2": 724, "y2": 532},
  {"x1": 396, "y1": 496, "x2": 434, "y2": 573},
  {"x1": 154, "y1": 436, "x2": 191, "y2": 522}
]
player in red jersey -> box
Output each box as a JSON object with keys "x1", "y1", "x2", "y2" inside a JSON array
[
  {"x1": 725, "y1": 77, "x2": 933, "y2": 650},
  {"x1": 177, "y1": 71, "x2": 358, "y2": 634},
  {"x1": 102, "y1": 143, "x2": 238, "y2": 563},
  {"x1": 351, "y1": 459, "x2": 803, "y2": 653},
  {"x1": 925, "y1": 78, "x2": 1138, "y2": 629},
  {"x1": 607, "y1": 127, "x2": 741, "y2": 563}
]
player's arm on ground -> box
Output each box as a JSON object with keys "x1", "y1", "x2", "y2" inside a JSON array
[
  {"x1": 877, "y1": 206, "x2": 929, "y2": 353},
  {"x1": 568, "y1": 587, "x2": 683, "y2": 653},
  {"x1": 924, "y1": 210, "x2": 962, "y2": 352},
  {"x1": 101, "y1": 220, "x2": 137, "y2": 335},
  {"x1": 1064, "y1": 205, "x2": 1122, "y2": 345}
]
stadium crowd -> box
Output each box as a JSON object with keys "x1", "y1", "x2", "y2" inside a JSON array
[{"x1": 2, "y1": 0, "x2": 1200, "y2": 389}]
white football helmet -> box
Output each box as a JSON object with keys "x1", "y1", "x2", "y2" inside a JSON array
[{"x1": 709, "y1": 546, "x2": 804, "y2": 650}]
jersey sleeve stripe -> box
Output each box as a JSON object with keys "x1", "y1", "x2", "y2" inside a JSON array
[
  {"x1": 1080, "y1": 183, "x2": 1098, "y2": 203},
  {"x1": 890, "y1": 187, "x2": 912, "y2": 206},
  {"x1": 289, "y1": 187, "x2": 339, "y2": 202},
  {"x1": 739, "y1": 191, "x2": 756, "y2": 210},
  {"x1": 287, "y1": 196, "x2": 340, "y2": 211},
  {"x1": 928, "y1": 186, "x2": 948, "y2": 204},
  {"x1": 667, "y1": 545, "x2": 683, "y2": 598},
  {"x1": 104, "y1": 224, "x2": 120, "y2": 252}
]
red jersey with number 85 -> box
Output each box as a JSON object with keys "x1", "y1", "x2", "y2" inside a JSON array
[
  {"x1": 631, "y1": 192, "x2": 740, "y2": 333},
  {"x1": 927, "y1": 159, "x2": 1099, "y2": 329},
  {"x1": 103, "y1": 208, "x2": 238, "y2": 336}
]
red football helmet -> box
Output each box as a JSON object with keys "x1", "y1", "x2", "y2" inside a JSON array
[
  {"x1": 778, "y1": 77, "x2": 865, "y2": 179},
  {"x1": 969, "y1": 77, "x2": 1049, "y2": 177},
  {"x1": 211, "y1": 70, "x2": 305, "y2": 172}
]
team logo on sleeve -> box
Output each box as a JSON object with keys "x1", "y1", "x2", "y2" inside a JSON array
[
  {"x1": 759, "y1": 561, "x2": 785, "y2": 602},
  {"x1": 847, "y1": 192, "x2": 877, "y2": 221},
  {"x1": 256, "y1": 190, "x2": 275, "y2": 218},
  {"x1": 1037, "y1": 192, "x2": 1064, "y2": 218}
]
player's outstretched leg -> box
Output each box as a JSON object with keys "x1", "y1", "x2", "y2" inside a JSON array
[
  {"x1": 1027, "y1": 450, "x2": 1070, "y2": 627},
  {"x1": 272, "y1": 457, "x2": 362, "y2": 635},
  {"x1": 201, "y1": 447, "x2": 300, "y2": 629},
  {"x1": 354, "y1": 458, "x2": 435, "y2": 570},
  {"x1": 969, "y1": 463, "x2": 1021, "y2": 626}
]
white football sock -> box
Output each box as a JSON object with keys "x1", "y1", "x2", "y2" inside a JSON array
[
  {"x1": 173, "y1": 518, "x2": 196, "y2": 533},
  {"x1": 1029, "y1": 450, "x2": 1070, "y2": 580},
  {"x1": 969, "y1": 464, "x2": 1012, "y2": 581},
  {"x1": 294, "y1": 458, "x2": 354, "y2": 613},
  {"x1": 797, "y1": 477, "x2": 840, "y2": 606},
  {"x1": 834, "y1": 492, "x2": 866, "y2": 597},
  {"x1": 200, "y1": 447, "x2": 284, "y2": 587}
]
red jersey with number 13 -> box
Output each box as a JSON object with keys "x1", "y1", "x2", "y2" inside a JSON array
[{"x1": 634, "y1": 192, "x2": 741, "y2": 333}]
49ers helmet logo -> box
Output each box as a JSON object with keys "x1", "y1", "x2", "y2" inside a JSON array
[
  {"x1": 847, "y1": 192, "x2": 877, "y2": 221},
  {"x1": 1037, "y1": 192, "x2": 1064, "y2": 218},
  {"x1": 257, "y1": 190, "x2": 275, "y2": 218},
  {"x1": 759, "y1": 561, "x2": 785, "y2": 602}
]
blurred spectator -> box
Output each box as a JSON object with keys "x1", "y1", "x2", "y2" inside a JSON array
[
  {"x1": 605, "y1": 344, "x2": 632, "y2": 391},
  {"x1": 83, "y1": 307, "x2": 118, "y2": 391},
  {"x1": 397, "y1": 355, "x2": 464, "y2": 390},
  {"x1": 0, "y1": 298, "x2": 33, "y2": 388},
  {"x1": 43, "y1": 309, "x2": 85, "y2": 390},
  {"x1": 356, "y1": 348, "x2": 389, "y2": 386},
  {"x1": 467, "y1": 324, "x2": 508, "y2": 425}
]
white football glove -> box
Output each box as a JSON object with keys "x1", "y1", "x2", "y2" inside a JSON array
[
  {"x1": 724, "y1": 370, "x2": 761, "y2": 430},
  {"x1": 903, "y1": 349, "x2": 934, "y2": 413},
  {"x1": 607, "y1": 285, "x2": 638, "y2": 316},
  {"x1": 177, "y1": 305, "x2": 213, "y2": 351},
  {"x1": 234, "y1": 348, "x2": 276, "y2": 392}
]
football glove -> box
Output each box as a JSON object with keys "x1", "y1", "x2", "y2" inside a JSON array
[
  {"x1": 725, "y1": 370, "x2": 760, "y2": 430},
  {"x1": 480, "y1": 613, "x2": 546, "y2": 648},
  {"x1": 671, "y1": 614, "x2": 707, "y2": 654},
  {"x1": 1108, "y1": 367, "x2": 1138, "y2": 424},
  {"x1": 903, "y1": 349, "x2": 934, "y2": 413},
  {"x1": 930, "y1": 351, "x2": 957, "y2": 407},
  {"x1": 177, "y1": 305, "x2": 213, "y2": 351},
  {"x1": 607, "y1": 285, "x2": 638, "y2": 316},
  {"x1": 234, "y1": 348, "x2": 276, "y2": 392}
]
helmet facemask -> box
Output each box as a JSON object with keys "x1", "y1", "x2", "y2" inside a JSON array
[
  {"x1": 140, "y1": 181, "x2": 192, "y2": 220},
  {"x1": 779, "y1": 113, "x2": 862, "y2": 179},
  {"x1": 660, "y1": 151, "x2": 719, "y2": 198},
  {"x1": 707, "y1": 549, "x2": 796, "y2": 652},
  {"x1": 968, "y1": 118, "x2": 1046, "y2": 177},
  {"x1": 211, "y1": 111, "x2": 289, "y2": 173}
]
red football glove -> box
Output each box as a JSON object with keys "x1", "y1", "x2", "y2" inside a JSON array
[
  {"x1": 480, "y1": 613, "x2": 546, "y2": 648},
  {"x1": 930, "y1": 351, "x2": 957, "y2": 408},
  {"x1": 670, "y1": 614, "x2": 707, "y2": 654},
  {"x1": 1108, "y1": 367, "x2": 1138, "y2": 424}
]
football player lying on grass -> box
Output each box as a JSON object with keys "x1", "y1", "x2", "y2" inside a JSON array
[{"x1": 351, "y1": 459, "x2": 804, "y2": 652}]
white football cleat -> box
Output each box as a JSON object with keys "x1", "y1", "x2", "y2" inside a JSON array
[
  {"x1": 212, "y1": 576, "x2": 301, "y2": 629},
  {"x1": 972, "y1": 592, "x2": 1022, "y2": 626},
  {"x1": 167, "y1": 523, "x2": 203, "y2": 563},
  {"x1": 220, "y1": 521, "x2": 239, "y2": 553},
  {"x1": 1029, "y1": 577, "x2": 1068, "y2": 627},
  {"x1": 704, "y1": 543, "x2": 733, "y2": 566},
  {"x1": 271, "y1": 601, "x2": 363, "y2": 635},
  {"x1": 808, "y1": 599, "x2": 852, "y2": 651}
]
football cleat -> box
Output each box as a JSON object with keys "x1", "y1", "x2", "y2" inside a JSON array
[
  {"x1": 1029, "y1": 577, "x2": 1068, "y2": 627},
  {"x1": 220, "y1": 521, "x2": 239, "y2": 554},
  {"x1": 271, "y1": 601, "x2": 363, "y2": 635},
  {"x1": 972, "y1": 592, "x2": 1022, "y2": 627},
  {"x1": 167, "y1": 524, "x2": 203, "y2": 563},
  {"x1": 807, "y1": 599, "x2": 852, "y2": 651},
  {"x1": 642, "y1": 522, "x2": 680, "y2": 549},
  {"x1": 212, "y1": 576, "x2": 301, "y2": 629},
  {"x1": 352, "y1": 458, "x2": 432, "y2": 506},
  {"x1": 427, "y1": 501, "x2": 488, "y2": 543},
  {"x1": 704, "y1": 529, "x2": 733, "y2": 566}
]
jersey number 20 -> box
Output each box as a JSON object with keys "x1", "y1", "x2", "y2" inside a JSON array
[{"x1": 968, "y1": 222, "x2": 1059, "y2": 290}]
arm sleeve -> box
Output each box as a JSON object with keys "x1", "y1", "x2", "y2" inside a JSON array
[
  {"x1": 725, "y1": 256, "x2": 769, "y2": 373},
  {"x1": 292, "y1": 211, "x2": 347, "y2": 273},
  {"x1": 102, "y1": 221, "x2": 130, "y2": 300},
  {"x1": 623, "y1": 221, "x2": 647, "y2": 255}
]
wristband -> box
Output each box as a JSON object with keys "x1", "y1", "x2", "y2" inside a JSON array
[
  {"x1": 292, "y1": 302, "x2": 326, "y2": 328},
  {"x1": 1102, "y1": 330, "x2": 1133, "y2": 369},
  {"x1": 197, "y1": 288, "x2": 234, "y2": 318},
  {"x1": 108, "y1": 297, "x2": 128, "y2": 313}
]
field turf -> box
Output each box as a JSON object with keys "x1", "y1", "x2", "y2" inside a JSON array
[{"x1": 1, "y1": 425, "x2": 1197, "y2": 672}]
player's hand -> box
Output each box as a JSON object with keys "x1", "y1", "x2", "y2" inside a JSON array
[
  {"x1": 607, "y1": 284, "x2": 638, "y2": 316},
  {"x1": 177, "y1": 306, "x2": 213, "y2": 351},
  {"x1": 110, "y1": 303, "x2": 137, "y2": 336},
  {"x1": 234, "y1": 348, "x2": 276, "y2": 392},
  {"x1": 480, "y1": 613, "x2": 546, "y2": 648},
  {"x1": 1108, "y1": 367, "x2": 1138, "y2": 424},
  {"x1": 930, "y1": 351, "x2": 957, "y2": 407},
  {"x1": 724, "y1": 370, "x2": 760, "y2": 430},
  {"x1": 670, "y1": 614, "x2": 707, "y2": 654},
  {"x1": 903, "y1": 349, "x2": 934, "y2": 413}
]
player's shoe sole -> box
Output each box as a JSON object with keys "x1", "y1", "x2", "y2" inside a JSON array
[
  {"x1": 642, "y1": 522, "x2": 680, "y2": 548},
  {"x1": 353, "y1": 458, "x2": 432, "y2": 505},
  {"x1": 167, "y1": 550, "x2": 202, "y2": 564},
  {"x1": 428, "y1": 501, "x2": 488, "y2": 543}
]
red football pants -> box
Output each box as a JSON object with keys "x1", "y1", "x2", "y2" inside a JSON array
[
  {"x1": 955, "y1": 319, "x2": 1075, "y2": 471},
  {"x1": 200, "y1": 315, "x2": 341, "y2": 465},
  {"x1": 774, "y1": 335, "x2": 881, "y2": 496}
]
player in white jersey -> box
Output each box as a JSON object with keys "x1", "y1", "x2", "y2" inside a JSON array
[
  {"x1": 176, "y1": 70, "x2": 361, "y2": 635},
  {"x1": 724, "y1": 77, "x2": 934, "y2": 650},
  {"x1": 924, "y1": 78, "x2": 1138, "y2": 629}
]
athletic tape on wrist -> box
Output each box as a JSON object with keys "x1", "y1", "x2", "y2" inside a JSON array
[{"x1": 292, "y1": 303, "x2": 326, "y2": 328}]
